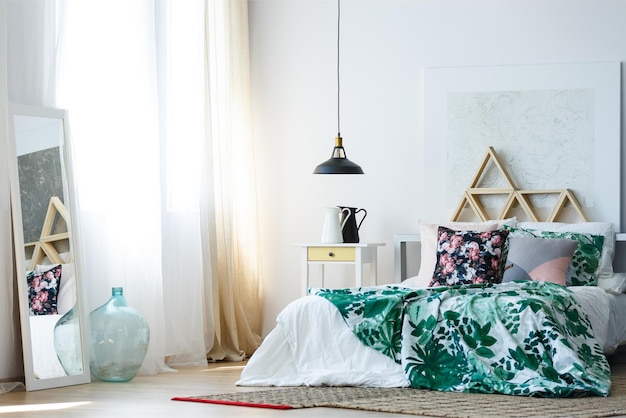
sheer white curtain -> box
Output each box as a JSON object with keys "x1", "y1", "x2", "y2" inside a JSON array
[
  {"x1": 0, "y1": 0, "x2": 24, "y2": 387},
  {"x1": 7, "y1": 0, "x2": 62, "y2": 109},
  {"x1": 57, "y1": 0, "x2": 262, "y2": 373}
]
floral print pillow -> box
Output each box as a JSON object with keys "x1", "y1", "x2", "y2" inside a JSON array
[
  {"x1": 429, "y1": 227, "x2": 509, "y2": 287},
  {"x1": 27, "y1": 264, "x2": 62, "y2": 315},
  {"x1": 504, "y1": 226, "x2": 603, "y2": 286}
]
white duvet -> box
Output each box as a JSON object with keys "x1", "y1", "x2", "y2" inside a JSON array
[{"x1": 237, "y1": 285, "x2": 626, "y2": 387}]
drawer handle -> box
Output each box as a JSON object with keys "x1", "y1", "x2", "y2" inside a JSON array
[{"x1": 328, "y1": 252, "x2": 335, "y2": 257}]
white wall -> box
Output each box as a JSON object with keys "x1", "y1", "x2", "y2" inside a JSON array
[{"x1": 248, "y1": 0, "x2": 626, "y2": 335}]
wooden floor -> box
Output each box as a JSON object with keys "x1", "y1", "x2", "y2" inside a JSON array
[{"x1": 0, "y1": 362, "x2": 401, "y2": 417}]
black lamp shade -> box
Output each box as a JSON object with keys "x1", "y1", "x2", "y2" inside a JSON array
[{"x1": 313, "y1": 136, "x2": 364, "y2": 174}]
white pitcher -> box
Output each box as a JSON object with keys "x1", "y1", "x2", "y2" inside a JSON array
[{"x1": 321, "y1": 207, "x2": 350, "y2": 243}]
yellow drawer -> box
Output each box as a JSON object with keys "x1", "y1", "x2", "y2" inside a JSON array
[{"x1": 308, "y1": 247, "x2": 355, "y2": 262}]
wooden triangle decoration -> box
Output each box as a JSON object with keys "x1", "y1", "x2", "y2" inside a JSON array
[
  {"x1": 26, "y1": 196, "x2": 71, "y2": 270},
  {"x1": 452, "y1": 146, "x2": 516, "y2": 221},
  {"x1": 451, "y1": 147, "x2": 588, "y2": 223}
]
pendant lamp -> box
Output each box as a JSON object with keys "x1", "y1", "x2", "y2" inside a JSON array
[{"x1": 313, "y1": 0, "x2": 364, "y2": 175}]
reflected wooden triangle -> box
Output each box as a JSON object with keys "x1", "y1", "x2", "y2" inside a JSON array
[{"x1": 27, "y1": 196, "x2": 71, "y2": 270}]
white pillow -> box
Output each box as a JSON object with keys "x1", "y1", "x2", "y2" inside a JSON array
[
  {"x1": 401, "y1": 276, "x2": 423, "y2": 288},
  {"x1": 414, "y1": 218, "x2": 517, "y2": 288},
  {"x1": 597, "y1": 273, "x2": 626, "y2": 294},
  {"x1": 516, "y1": 222, "x2": 615, "y2": 280}
]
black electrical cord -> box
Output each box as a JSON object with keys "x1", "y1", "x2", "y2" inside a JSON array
[{"x1": 337, "y1": 0, "x2": 341, "y2": 137}]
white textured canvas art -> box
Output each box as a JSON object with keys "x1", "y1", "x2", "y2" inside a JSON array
[
  {"x1": 423, "y1": 62, "x2": 620, "y2": 229},
  {"x1": 447, "y1": 88, "x2": 595, "y2": 208}
]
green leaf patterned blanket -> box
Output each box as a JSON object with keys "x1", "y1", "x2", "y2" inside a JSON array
[{"x1": 312, "y1": 281, "x2": 610, "y2": 397}]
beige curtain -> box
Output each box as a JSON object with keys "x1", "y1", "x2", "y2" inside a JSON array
[{"x1": 202, "y1": 0, "x2": 263, "y2": 361}]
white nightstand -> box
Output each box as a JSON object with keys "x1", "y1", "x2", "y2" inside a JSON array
[{"x1": 295, "y1": 242, "x2": 385, "y2": 295}]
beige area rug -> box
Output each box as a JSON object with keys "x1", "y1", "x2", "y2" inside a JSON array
[{"x1": 172, "y1": 363, "x2": 626, "y2": 417}]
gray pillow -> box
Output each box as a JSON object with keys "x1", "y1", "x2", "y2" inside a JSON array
[{"x1": 502, "y1": 237, "x2": 578, "y2": 286}]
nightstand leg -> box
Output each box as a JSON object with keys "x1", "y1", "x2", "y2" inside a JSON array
[
  {"x1": 371, "y1": 247, "x2": 378, "y2": 286},
  {"x1": 355, "y1": 249, "x2": 363, "y2": 288},
  {"x1": 301, "y1": 248, "x2": 309, "y2": 296}
]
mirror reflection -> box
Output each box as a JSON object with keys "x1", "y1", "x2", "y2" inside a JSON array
[{"x1": 9, "y1": 105, "x2": 89, "y2": 390}]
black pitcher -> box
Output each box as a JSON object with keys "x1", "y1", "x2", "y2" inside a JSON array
[{"x1": 338, "y1": 206, "x2": 367, "y2": 243}]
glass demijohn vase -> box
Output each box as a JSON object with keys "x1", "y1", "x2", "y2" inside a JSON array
[
  {"x1": 53, "y1": 303, "x2": 84, "y2": 375},
  {"x1": 89, "y1": 287, "x2": 150, "y2": 382}
]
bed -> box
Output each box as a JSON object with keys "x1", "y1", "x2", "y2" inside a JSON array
[{"x1": 237, "y1": 218, "x2": 626, "y2": 397}]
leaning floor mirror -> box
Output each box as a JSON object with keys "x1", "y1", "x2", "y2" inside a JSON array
[{"x1": 7, "y1": 104, "x2": 90, "y2": 390}]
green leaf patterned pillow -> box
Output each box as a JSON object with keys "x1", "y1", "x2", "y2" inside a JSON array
[{"x1": 504, "y1": 226, "x2": 604, "y2": 286}]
